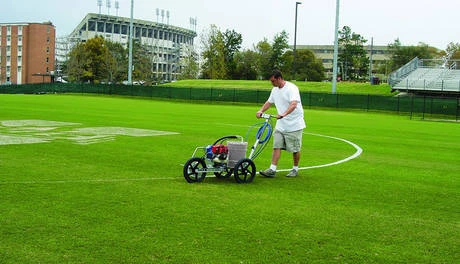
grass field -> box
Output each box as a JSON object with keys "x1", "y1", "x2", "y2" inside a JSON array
[
  {"x1": 162, "y1": 79, "x2": 395, "y2": 96},
  {"x1": 0, "y1": 94, "x2": 458, "y2": 263}
]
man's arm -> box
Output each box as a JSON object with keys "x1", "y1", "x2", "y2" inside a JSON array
[
  {"x1": 278, "y1": 100, "x2": 298, "y2": 119},
  {"x1": 256, "y1": 101, "x2": 272, "y2": 118}
]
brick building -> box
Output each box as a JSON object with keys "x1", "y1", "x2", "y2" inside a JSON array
[{"x1": 0, "y1": 22, "x2": 56, "y2": 84}]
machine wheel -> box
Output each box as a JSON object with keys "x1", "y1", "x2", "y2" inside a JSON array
[
  {"x1": 233, "y1": 158, "x2": 256, "y2": 183},
  {"x1": 183, "y1": 157, "x2": 207, "y2": 183},
  {"x1": 215, "y1": 169, "x2": 232, "y2": 179}
]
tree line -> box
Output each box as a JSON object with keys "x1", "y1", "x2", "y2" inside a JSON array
[{"x1": 64, "y1": 25, "x2": 460, "y2": 84}]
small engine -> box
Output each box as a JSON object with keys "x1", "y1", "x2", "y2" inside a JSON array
[{"x1": 206, "y1": 144, "x2": 228, "y2": 164}]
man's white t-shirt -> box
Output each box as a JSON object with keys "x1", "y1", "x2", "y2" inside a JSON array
[{"x1": 267, "y1": 81, "x2": 306, "y2": 133}]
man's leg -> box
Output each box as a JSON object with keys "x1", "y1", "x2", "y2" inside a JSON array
[
  {"x1": 271, "y1": 148, "x2": 281, "y2": 165},
  {"x1": 293, "y1": 151, "x2": 300, "y2": 166}
]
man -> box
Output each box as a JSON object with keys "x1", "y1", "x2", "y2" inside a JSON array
[{"x1": 256, "y1": 70, "x2": 306, "y2": 177}]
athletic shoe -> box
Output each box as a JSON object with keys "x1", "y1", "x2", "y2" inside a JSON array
[
  {"x1": 259, "y1": 168, "x2": 276, "y2": 178},
  {"x1": 286, "y1": 169, "x2": 298, "y2": 177}
]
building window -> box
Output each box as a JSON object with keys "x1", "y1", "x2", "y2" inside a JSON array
[
  {"x1": 88, "y1": 20, "x2": 96, "y2": 31},
  {"x1": 106, "y1": 23, "x2": 112, "y2": 33},
  {"x1": 46, "y1": 57, "x2": 49, "y2": 63},
  {"x1": 46, "y1": 47, "x2": 50, "y2": 53},
  {"x1": 97, "y1": 22, "x2": 104, "y2": 32},
  {"x1": 121, "y1": 24, "x2": 127, "y2": 35},
  {"x1": 113, "y1": 24, "x2": 120, "y2": 34}
]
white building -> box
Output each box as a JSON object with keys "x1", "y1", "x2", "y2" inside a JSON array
[{"x1": 67, "y1": 13, "x2": 197, "y2": 81}]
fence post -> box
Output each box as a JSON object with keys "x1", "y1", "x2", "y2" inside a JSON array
[
  {"x1": 336, "y1": 93, "x2": 339, "y2": 109},
  {"x1": 410, "y1": 96, "x2": 414, "y2": 120},
  {"x1": 422, "y1": 96, "x2": 426, "y2": 120},
  {"x1": 367, "y1": 94, "x2": 370, "y2": 112},
  {"x1": 457, "y1": 97, "x2": 459, "y2": 122}
]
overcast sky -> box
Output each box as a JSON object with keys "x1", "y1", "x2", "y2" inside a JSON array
[{"x1": 2, "y1": 0, "x2": 458, "y2": 50}]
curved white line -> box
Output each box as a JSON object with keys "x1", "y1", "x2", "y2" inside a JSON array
[
  {"x1": 2, "y1": 133, "x2": 362, "y2": 184},
  {"x1": 276, "y1": 132, "x2": 363, "y2": 172}
]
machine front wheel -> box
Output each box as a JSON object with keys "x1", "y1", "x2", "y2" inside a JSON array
[
  {"x1": 233, "y1": 158, "x2": 256, "y2": 183},
  {"x1": 183, "y1": 157, "x2": 207, "y2": 183}
]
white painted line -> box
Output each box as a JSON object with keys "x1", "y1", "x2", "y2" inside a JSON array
[
  {"x1": 276, "y1": 132, "x2": 363, "y2": 172},
  {"x1": 180, "y1": 132, "x2": 363, "y2": 173}
]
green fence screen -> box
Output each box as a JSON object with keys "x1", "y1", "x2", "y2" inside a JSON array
[{"x1": 1, "y1": 83, "x2": 458, "y2": 120}]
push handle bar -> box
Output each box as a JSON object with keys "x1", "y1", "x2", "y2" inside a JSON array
[{"x1": 260, "y1": 113, "x2": 277, "y2": 119}]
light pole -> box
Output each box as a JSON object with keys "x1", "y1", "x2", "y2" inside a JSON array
[
  {"x1": 331, "y1": 0, "x2": 340, "y2": 94},
  {"x1": 293, "y1": 1, "x2": 301, "y2": 80},
  {"x1": 128, "y1": 0, "x2": 134, "y2": 85}
]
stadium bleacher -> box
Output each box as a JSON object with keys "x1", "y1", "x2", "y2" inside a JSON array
[{"x1": 389, "y1": 57, "x2": 460, "y2": 94}]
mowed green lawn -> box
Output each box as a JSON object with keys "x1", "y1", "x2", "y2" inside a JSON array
[
  {"x1": 0, "y1": 94, "x2": 458, "y2": 263},
  {"x1": 162, "y1": 79, "x2": 395, "y2": 95}
]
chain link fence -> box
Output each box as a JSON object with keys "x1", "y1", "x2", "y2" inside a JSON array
[{"x1": 1, "y1": 83, "x2": 458, "y2": 121}]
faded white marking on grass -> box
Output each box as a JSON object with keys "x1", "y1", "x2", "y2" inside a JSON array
[
  {"x1": 1, "y1": 120, "x2": 80, "y2": 127},
  {"x1": 0, "y1": 135, "x2": 50, "y2": 145},
  {"x1": 0, "y1": 119, "x2": 179, "y2": 145}
]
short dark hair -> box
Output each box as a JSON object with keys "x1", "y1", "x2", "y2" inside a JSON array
[{"x1": 270, "y1": 69, "x2": 283, "y2": 79}]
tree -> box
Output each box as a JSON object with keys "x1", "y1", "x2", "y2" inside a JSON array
[
  {"x1": 337, "y1": 26, "x2": 369, "y2": 81},
  {"x1": 222, "y1": 29, "x2": 243, "y2": 79},
  {"x1": 200, "y1": 25, "x2": 227, "y2": 79},
  {"x1": 67, "y1": 36, "x2": 109, "y2": 83},
  {"x1": 233, "y1": 49, "x2": 258, "y2": 80},
  {"x1": 270, "y1": 31, "x2": 289, "y2": 74},
  {"x1": 253, "y1": 31, "x2": 289, "y2": 79},
  {"x1": 387, "y1": 39, "x2": 438, "y2": 71},
  {"x1": 179, "y1": 45, "x2": 200, "y2": 80},
  {"x1": 446, "y1": 42, "x2": 460, "y2": 58},
  {"x1": 66, "y1": 42, "x2": 87, "y2": 82},
  {"x1": 84, "y1": 36, "x2": 110, "y2": 83},
  {"x1": 282, "y1": 49, "x2": 325, "y2": 81},
  {"x1": 444, "y1": 42, "x2": 460, "y2": 68},
  {"x1": 254, "y1": 38, "x2": 272, "y2": 79},
  {"x1": 131, "y1": 40, "x2": 151, "y2": 82},
  {"x1": 104, "y1": 40, "x2": 127, "y2": 83}
]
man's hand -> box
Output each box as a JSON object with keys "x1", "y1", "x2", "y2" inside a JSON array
[{"x1": 256, "y1": 111, "x2": 263, "y2": 118}]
